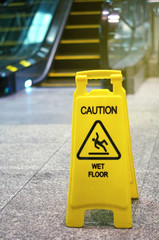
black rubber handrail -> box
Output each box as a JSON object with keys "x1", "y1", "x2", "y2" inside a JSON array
[{"x1": 33, "y1": 0, "x2": 73, "y2": 84}]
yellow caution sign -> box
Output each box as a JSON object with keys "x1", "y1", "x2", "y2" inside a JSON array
[{"x1": 66, "y1": 70, "x2": 138, "y2": 229}]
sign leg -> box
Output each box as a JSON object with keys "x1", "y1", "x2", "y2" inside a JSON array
[
  {"x1": 66, "y1": 206, "x2": 85, "y2": 228},
  {"x1": 113, "y1": 204, "x2": 132, "y2": 228}
]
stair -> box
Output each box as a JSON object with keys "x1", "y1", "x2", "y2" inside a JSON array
[{"x1": 44, "y1": 0, "x2": 105, "y2": 87}]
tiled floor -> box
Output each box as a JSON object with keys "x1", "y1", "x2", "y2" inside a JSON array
[{"x1": 0, "y1": 78, "x2": 159, "y2": 240}]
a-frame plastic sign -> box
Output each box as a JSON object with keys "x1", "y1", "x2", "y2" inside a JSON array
[{"x1": 66, "y1": 70, "x2": 138, "y2": 228}]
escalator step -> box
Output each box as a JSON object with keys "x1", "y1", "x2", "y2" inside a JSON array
[
  {"x1": 0, "y1": 27, "x2": 28, "y2": 32},
  {"x1": 65, "y1": 24, "x2": 99, "y2": 29},
  {"x1": 41, "y1": 80, "x2": 101, "y2": 87},
  {"x1": 55, "y1": 55, "x2": 100, "y2": 60},
  {"x1": 63, "y1": 27, "x2": 99, "y2": 39},
  {"x1": 0, "y1": 13, "x2": 34, "y2": 19},
  {"x1": 74, "y1": 0, "x2": 105, "y2": 2},
  {"x1": 40, "y1": 81, "x2": 76, "y2": 87},
  {"x1": 68, "y1": 12, "x2": 101, "y2": 24},
  {"x1": 48, "y1": 72, "x2": 76, "y2": 77},
  {"x1": 58, "y1": 39, "x2": 100, "y2": 54},
  {"x1": 0, "y1": 41, "x2": 23, "y2": 46},
  {"x1": 72, "y1": 1, "x2": 104, "y2": 11},
  {"x1": 54, "y1": 58, "x2": 100, "y2": 70},
  {"x1": 0, "y1": 2, "x2": 25, "y2": 7},
  {"x1": 58, "y1": 42, "x2": 99, "y2": 54},
  {"x1": 0, "y1": 0, "x2": 53, "y2": 7},
  {"x1": 0, "y1": 56, "x2": 27, "y2": 60},
  {"x1": 60, "y1": 39, "x2": 100, "y2": 44},
  {"x1": 70, "y1": 11, "x2": 101, "y2": 15},
  {"x1": 44, "y1": 76, "x2": 101, "y2": 87},
  {"x1": 47, "y1": 71, "x2": 102, "y2": 88}
]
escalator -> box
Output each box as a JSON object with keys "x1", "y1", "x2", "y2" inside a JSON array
[
  {"x1": 0, "y1": 0, "x2": 73, "y2": 96},
  {"x1": 0, "y1": 0, "x2": 150, "y2": 96},
  {"x1": 44, "y1": 0, "x2": 104, "y2": 87},
  {"x1": 45, "y1": 0, "x2": 150, "y2": 91}
]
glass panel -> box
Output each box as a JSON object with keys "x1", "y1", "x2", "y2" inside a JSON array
[
  {"x1": 104, "y1": 0, "x2": 149, "y2": 68},
  {"x1": 108, "y1": 18, "x2": 132, "y2": 66},
  {"x1": 0, "y1": 0, "x2": 59, "y2": 68}
]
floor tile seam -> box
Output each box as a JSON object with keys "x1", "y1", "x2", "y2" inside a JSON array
[
  {"x1": 0, "y1": 137, "x2": 70, "y2": 213},
  {"x1": 146, "y1": 128, "x2": 159, "y2": 171},
  {"x1": 41, "y1": 168, "x2": 70, "y2": 171}
]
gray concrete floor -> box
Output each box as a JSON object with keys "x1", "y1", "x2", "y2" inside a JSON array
[{"x1": 0, "y1": 78, "x2": 159, "y2": 239}]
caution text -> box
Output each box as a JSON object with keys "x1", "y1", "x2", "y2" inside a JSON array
[{"x1": 81, "y1": 106, "x2": 117, "y2": 115}]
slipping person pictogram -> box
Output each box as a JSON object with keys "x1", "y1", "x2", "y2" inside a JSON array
[
  {"x1": 92, "y1": 132, "x2": 108, "y2": 153},
  {"x1": 77, "y1": 120, "x2": 121, "y2": 159}
]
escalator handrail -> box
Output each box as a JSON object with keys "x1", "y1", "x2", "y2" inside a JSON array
[{"x1": 33, "y1": 0, "x2": 73, "y2": 84}]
